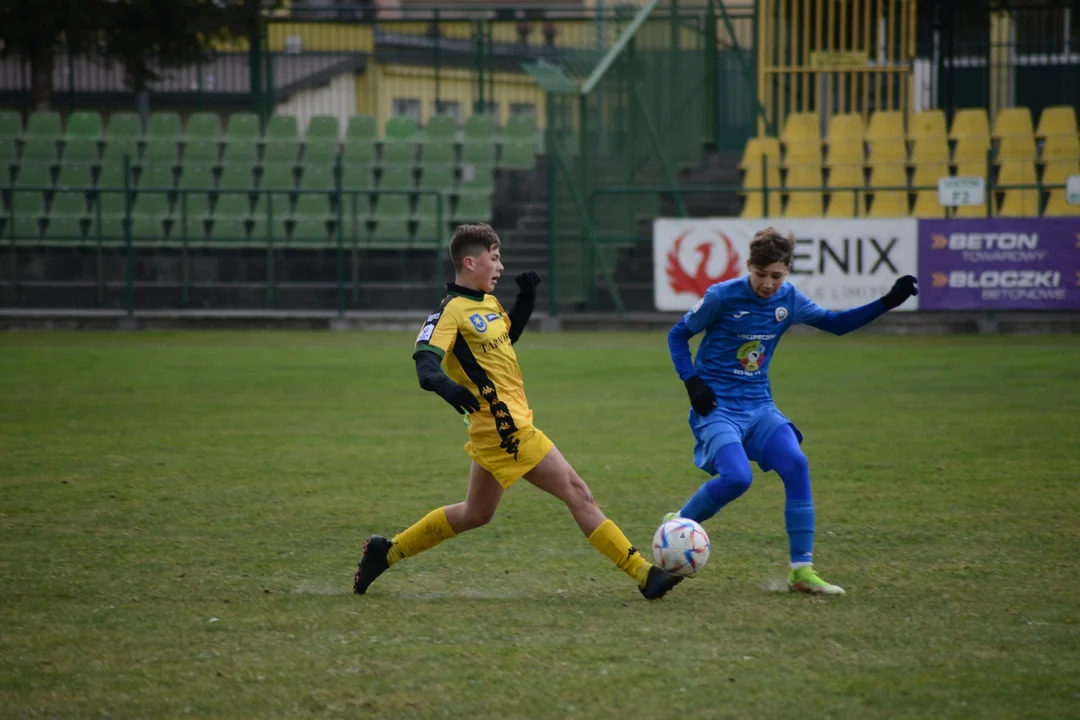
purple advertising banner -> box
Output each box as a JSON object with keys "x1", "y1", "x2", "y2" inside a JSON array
[{"x1": 918, "y1": 218, "x2": 1080, "y2": 310}]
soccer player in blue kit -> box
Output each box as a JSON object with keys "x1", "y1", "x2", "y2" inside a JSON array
[{"x1": 666, "y1": 227, "x2": 918, "y2": 595}]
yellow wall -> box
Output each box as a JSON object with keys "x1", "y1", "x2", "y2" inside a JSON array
[{"x1": 266, "y1": 22, "x2": 375, "y2": 53}]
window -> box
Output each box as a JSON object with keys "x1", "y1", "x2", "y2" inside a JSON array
[
  {"x1": 435, "y1": 100, "x2": 461, "y2": 123},
  {"x1": 473, "y1": 100, "x2": 498, "y2": 117},
  {"x1": 392, "y1": 98, "x2": 421, "y2": 122},
  {"x1": 510, "y1": 103, "x2": 537, "y2": 119}
]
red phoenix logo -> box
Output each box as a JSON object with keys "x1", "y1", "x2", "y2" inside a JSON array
[{"x1": 666, "y1": 231, "x2": 741, "y2": 298}]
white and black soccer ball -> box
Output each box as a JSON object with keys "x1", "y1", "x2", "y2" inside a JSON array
[{"x1": 652, "y1": 518, "x2": 711, "y2": 577}]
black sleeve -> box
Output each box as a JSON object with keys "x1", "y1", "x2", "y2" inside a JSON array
[
  {"x1": 507, "y1": 295, "x2": 535, "y2": 344},
  {"x1": 414, "y1": 350, "x2": 457, "y2": 394}
]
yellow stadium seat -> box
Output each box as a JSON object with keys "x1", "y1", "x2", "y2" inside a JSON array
[
  {"x1": 911, "y1": 163, "x2": 950, "y2": 218},
  {"x1": 1041, "y1": 134, "x2": 1080, "y2": 162},
  {"x1": 740, "y1": 137, "x2": 781, "y2": 169},
  {"x1": 1041, "y1": 160, "x2": 1080, "y2": 215},
  {"x1": 949, "y1": 108, "x2": 991, "y2": 140},
  {"x1": 827, "y1": 113, "x2": 864, "y2": 143},
  {"x1": 993, "y1": 107, "x2": 1034, "y2": 138},
  {"x1": 868, "y1": 138, "x2": 907, "y2": 165},
  {"x1": 996, "y1": 160, "x2": 1039, "y2": 217},
  {"x1": 826, "y1": 163, "x2": 864, "y2": 218},
  {"x1": 910, "y1": 137, "x2": 950, "y2": 164},
  {"x1": 996, "y1": 134, "x2": 1037, "y2": 163},
  {"x1": 867, "y1": 110, "x2": 904, "y2": 141},
  {"x1": 782, "y1": 112, "x2": 821, "y2": 144},
  {"x1": 1045, "y1": 190, "x2": 1080, "y2": 216},
  {"x1": 784, "y1": 139, "x2": 822, "y2": 167},
  {"x1": 867, "y1": 163, "x2": 908, "y2": 217},
  {"x1": 826, "y1": 137, "x2": 865, "y2": 166},
  {"x1": 952, "y1": 160, "x2": 991, "y2": 217},
  {"x1": 783, "y1": 163, "x2": 824, "y2": 217},
  {"x1": 909, "y1": 110, "x2": 947, "y2": 141},
  {"x1": 1035, "y1": 106, "x2": 1078, "y2": 139},
  {"x1": 953, "y1": 135, "x2": 991, "y2": 164}
]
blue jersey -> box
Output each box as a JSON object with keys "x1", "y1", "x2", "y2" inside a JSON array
[{"x1": 669, "y1": 277, "x2": 887, "y2": 407}]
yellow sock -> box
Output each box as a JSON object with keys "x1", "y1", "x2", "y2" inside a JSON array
[
  {"x1": 588, "y1": 519, "x2": 652, "y2": 586},
  {"x1": 387, "y1": 507, "x2": 457, "y2": 566}
]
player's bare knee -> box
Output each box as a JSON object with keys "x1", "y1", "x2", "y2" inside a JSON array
[
  {"x1": 462, "y1": 505, "x2": 496, "y2": 530},
  {"x1": 566, "y1": 473, "x2": 596, "y2": 509}
]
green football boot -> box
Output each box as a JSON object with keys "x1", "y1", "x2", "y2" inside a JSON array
[{"x1": 787, "y1": 566, "x2": 846, "y2": 596}]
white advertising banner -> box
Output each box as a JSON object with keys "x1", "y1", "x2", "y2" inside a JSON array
[{"x1": 653, "y1": 218, "x2": 920, "y2": 312}]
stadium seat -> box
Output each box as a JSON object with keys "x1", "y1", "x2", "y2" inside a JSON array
[
  {"x1": 740, "y1": 138, "x2": 782, "y2": 218},
  {"x1": 22, "y1": 138, "x2": 58, "y2": 165},
  {"x1": 826, "y1": 113, "x2": 864, "y2": 143},
  {"x1": 102, "y1": 139, "x2": 140, "y2": 167},
  {"x1": 825, "y1": 163, "x2": 864, "y2": 218},
  {"x1": 105, "y1": 112, "x2": 141, "y2": 141},
  {"x1": 953, "y1": 135, "x2": 991, "y2": 164},
  {"x1": 209, "y1": 194, "x2": 253, "y2": 245},
  {"x1": 291, "y1": 193, "x2": 332, "y2": 245},
  {"x1": 458, "y1": 165, "x2": 493, "y2": 195},
  {"x1": 184, "y1": 140, "x2": 220, "y2": 166},
  {"x1": 306, "y1": 116, "x2": 340, "y2": 141},
  {"x1": 95, "y1": 163, "x2": 132, "y2": 198},
  {"x1": 43, "y1": 214, "x2": 86, "y2": 243},
  {"x1": 949, "y1": 109, "x2": 990, "y2": 140},
  {"x1": 263, "y1": 140, "x2": 299, "y2": 167},
  {"x1": 867, "y1": 138, "x2": 907, "y2": 165},
  {"x1": 993, "y1": 107, "x2": 1034, "y2": 138},
  {"x1": 303, "y1": 140, "x2": 338, "y2": 166},
  {"x1": 783, "y1": 140, "x2": 821, "y2": 167},
  {"x1": 505, "y1": 115, "x2": 538, "y2": 144},
  {"x1": 782, "y1": 164, "x2": 823, "y2": 217},
  {"x1": 866, "y1": 110, "x2": 904, "y2": 141},
  {"x1": 139, "y1": 163, "x2": 175, "y2": 192},
  {"x1": 25, "y1": 111, "x2": 62, "y2": 139},
  {"x1": 461, "y1": 142, "x2": 497, "y2": 169},
  {"x1": 176, "y1": 164, "x2": 215, "y2": 225},
  {"x1": 911, "y1": 163, "x2": 949, "y2": 218},
  {"x1": 62, "y1": 138, "x2": 100, "y2": 165},
  {"x1": 258, "y1": 164, "x2": 295, "y2": 217},
  {"x1": 226, "y1": 113, "x2": 260, "y2": 142},
  {"x1": 451, "y1": 192, "x2": 492, "y2": 223},
  {"x1": 1043, "y1": 160, "x2": 1080, "y2": 216},
  {"x1": 996, "y1": 160, "x2": 1038, "y2": 216},
  {"x1": 740, "y1": 137, "x2": 781, "y2": 171},
  {"x1": 867, "y1": 164, "x2": 908, "y2": 217},
  {"x1": 299, "y1": 164, "x2": 334, "y2": 191},
  {"x1": 996, "y1": 134, "x2": 1036, "y2": 163},
  {"x1": 379, "y1": 165, "x2": 414, "y2": 193},
  {"x1": 143, "y1": 139, "x2": 179, "y2": 167},
  {"x1": 826, "y1": 137, "x2": 864, "y2": 166},
  {"x1": 222, "y1": 141, "x2": 257, "y2": 167},
  {"x1": 382, "y1": 141, "x2": 417, "y2": 166},
  {"x1": 218, "y1": 164, "x2": 255, "y2": 195},
  {"x1": 419, "y1": 165, "x2": 455, "y2": 193},
  {"x1": 185, "y1": 112, "x2": 222, "y2": 140},
  {"x1": 464, "y1": 115, "x2": 497, "y2": 144},
  {"x1": 0, "y1": 110, "x2": 22, "y2": 140},
  {"x1": 423, "y1": 115, "x2": 457, "y2": 144},
  {"x1": 346, "y1": 115, "x2": 377, "y2": 142},
  {"x1": 341, "y1": 165, "x2": 374, "y2": 191},
  {"x1": 65, "y1": 111, "x2": 102, "y2": 140},
  {"x1": 146, "y1": 112, "x2": 182, "y2": 141},
  {"x1": 130, "y1": 192, "x2": 172, "y2": 244},
  {"x1": 266, "y1": 115, "x2": 298, "y2": 142},
  {"x1": 1035, "y1": 106, "x2": 1078, "y2": 139},
  {"x1": 781, "y1": 112, "x2": 820, "y2": 144},
  {"x1": 908, "y1": 110, "x2": 947, "y2": 141},
  {"x1": 344, "y1": 139, "x2": 375, "y2": 166},
  {"x1": 56, "y1": 163, "x2": 94, "y2": 189},
  {"x1": 953, "y1": 161, "x2": 990, "y2": 217},
  {"x1": 422, "y1": 142, "x2": 455, "y2": 167},
  {"x1": 499, "y1": 141, "x2": 535, "y2": 170},
  {"x1": 1040, "y1": 134, "x2": 1080, "y2": 162},
  {"x1": 384, "y1": 117, "x2": 419, "y2": 143},
  {"x1": 249, "y1": 194, "x2": 288, "y2": 242},
  {"x1": 910, "y1": 137, "x2": 950, "y2": 165}
]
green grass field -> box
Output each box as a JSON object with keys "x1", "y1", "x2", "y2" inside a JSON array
[{"x1": 1, "y1": 331, "x2": 1078, "y2": 719}]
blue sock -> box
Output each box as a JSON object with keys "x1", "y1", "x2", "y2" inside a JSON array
[
  {"x1": 761, "y1": 425, "x2": 815, "y2": 565},
  {"x1": 678, "y1": 443, "x2": 753, "y2": 524}
]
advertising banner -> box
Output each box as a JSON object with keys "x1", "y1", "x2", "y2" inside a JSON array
[
  {"x1": 653, "y1": 218, "x2": 919, "y2": 312},
  {"x1": 918, "y1": 218, "x2": 1080, "y2": 310}
]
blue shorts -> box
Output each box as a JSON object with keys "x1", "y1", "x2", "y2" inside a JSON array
[{"x1": 689, "y1": 403, "x2": 803, "y2": 475}]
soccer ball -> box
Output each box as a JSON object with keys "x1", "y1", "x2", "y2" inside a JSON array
[{"x1": 652, "y1": 518, "x2": 710, "y2": 577}]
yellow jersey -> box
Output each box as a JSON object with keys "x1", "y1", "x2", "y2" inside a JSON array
[{"x1": 413, "y1": 284, "x2": 533, "y2": 457}]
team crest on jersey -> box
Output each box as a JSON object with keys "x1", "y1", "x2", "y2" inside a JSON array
[
  {"x1": 469, "y1": 313, "x2": 488, "y2": 333},
  {"x1": 775, "y1": 307, "x2": 788, "y2": 322},
  {"x1": 736, "y1": 340, "x2": 766, "y2": 372}
]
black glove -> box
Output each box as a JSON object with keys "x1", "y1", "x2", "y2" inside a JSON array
[
  {"x1": 515, "y1": 271, "x2": 541, "y2": 302},
  {"x1": 882, "y1": 275, "x2": 918, "y2": 310},
  {"x1": 437, "y1": 383, "x2": 481, "y2": 415},
  {"x1": 684, "y1": 376, "x2": 717, "y2": 416}
]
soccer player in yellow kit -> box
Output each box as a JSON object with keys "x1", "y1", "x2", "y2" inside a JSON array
[{"x1": 353, "y1": 223, "x2": 683, "y2": 600}]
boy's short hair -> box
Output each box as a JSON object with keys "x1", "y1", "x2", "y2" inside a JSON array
[
  {"x1": 449, "y1": 223, "x2": 501, "y2": 272},
  {"x1": 748, "y1": 226, "x2": 796, "y2": 268}
]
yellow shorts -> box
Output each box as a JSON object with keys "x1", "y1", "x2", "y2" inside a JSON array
[{"x1": 465, "y1": 425, "x2": 554, "y2": 489}]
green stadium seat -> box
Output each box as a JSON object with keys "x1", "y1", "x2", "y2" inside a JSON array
[
  {"x1": 414, "y1": 194, "x2": 448, "y2": 236},
  {"x1": 263, "y1": 141, "x2": 299, "y2": 167},
  {"x1": 342, "y1": 165, "x2": 374, "y2": 190},
  {"x1": 385, "y1": 116, "x2": 419, "y2": 142},
  {"x1": 65, "y1": 111, "x2": 102, "y2": 139},
  {"x1": 256, "y1": 165, "x2": 294, "y2": 223},
  {"x1": 306, "y1": 115, "x2": 339, "y2": 140},
  {"x1": 6, "y1": 191, "x2": 45, "y2": 240},
  {"x1": 25, "y1": 111, "x2": 62, "y2": 139},
  {"x1": 62, "y1": 138, "x2": 100, "y2": 165},
  {"x1": 102, "y1": 139, "x2": 140, "y2": 166},
  {"x1": 462, "y1": 142, "x2": 497, "y2": 167},
  {"x1": 184, "y1": 140, "x2": 220, "y2": 165},
  {"x1": 95, "y1": 163, "x2": 132, "y2": 197},
  {"x1": 226, "y1": 113, "x2": 260, "y2": 141},
  {"x1": 458, "y1": 165, "x2": 494, "y2": 194},
  {"x1": 370, "y1": 215, "x2": 410, "y2": 247},
  {"x1": 106, "y1": 112, "x2": 142, "y2": 141},
  {"x1": 56, "y1": 163, "x2": 95, "y2": 189},
  {"x1": 146, "y1": 112, "x2": 182, "y2": 141},
  {"x1": 266, "y1": 115, "x2": 299, "y2": 141},
  {"x1": 344, "y1": 139, "x2": 375, "y2": 165},
  {"x1": 177, "y1": 164, "x2": 215, "y2": 222},
  {"x1": 423, "y1": 115, "x2": 457, "y2": 143},
  {"x1": 419, "y1": 165, "x2": 455, "y2": 192},
  {"x1": 504, "y1": 115, "x2": 537, "y2": 142},
  {"x1": 208, "y1": 215, "x2": 251, "y2": 245},
  {"x1": 139, "y1": 163, "x2": 175, "y2": 192},
  {"x1": 219, "y1": 164, "x2": 254, "y2": 191},
  {"x1": 373, "y1": 193, "x2": 409, "y2": 221},
  {"x1": 382, "y1": 141, "x2": 416, "y2": 166},
  {"x1": 303, "y1": 140, "x2": 338, "y2": 165},
  {"x1": 463, "y1": 115, "x2": 497, "y2": 143},
  {"x1": 143, "y1": 140, "x2": 178, "y2": 167},
  {"x1": 22, "y1": 138, "x2": 58, "y2": 164},
  {"x1": 88, "y1": 212, "x2": 125, "y2": 245},
  {"x1": 292, "y1": 194, "x2": 332, "y2": 245},
  {"x1": 346, "y1": 115, "x2": 377, "y2": 141},
  {"x1": 300, "y1": 164, "x2": 334, "y2": 190},
  {"x1": 499, "y1": 141, "x2": 535, "y2": 169},
  {"x1": 185, "y1": 112, "x2": 222, "y2": 140},
  {"x1": 15, "y1": 162, "x2": 51, "y2": 189},
  {"x1": 0, "y1": 110, "x2": 22, "y2": 140},
  {"x1": 249, "y1": 194, "x2": 288, "y2": 241},
  {"x1": 43, "y1": 215, "x2": 85, "y2": 243},
  {"x1": 411, "y1": 215, "x2": 440, "y2": 245},
  {"x1": 422, "y1": 142, "x2": 455, "y2": 166},
  {"x1": 222, "y1": 141, "x2": 257, "y2": 166},
  {"x1": 379, "y1": 165, "x2": 414, "y2": 194},
  {"x1": 50, "y1": 190, "x2": 88, "y2": 218},
  {"x1": 1, "y1": 139, "x2": 18, "y2": 171},
  {"x1": 452, "y1": 193, "x2": 492, "y2": 223},
  {"x1": 130, "y1": 193, "x2": 171, "y2": 244}
]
